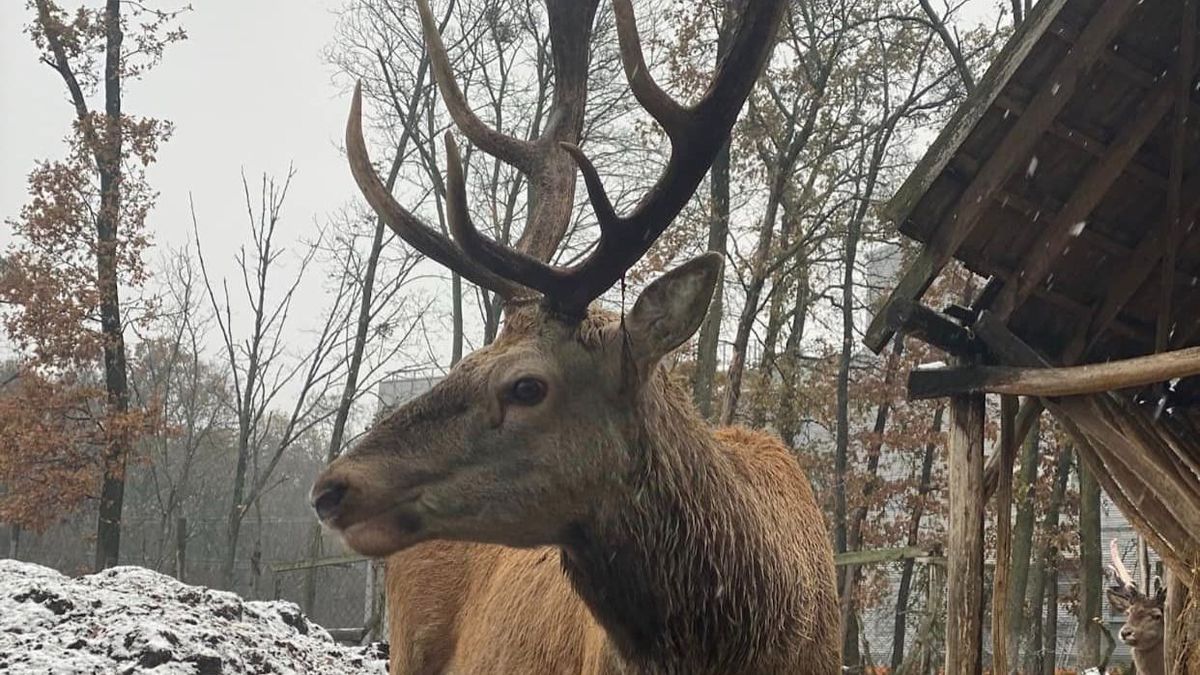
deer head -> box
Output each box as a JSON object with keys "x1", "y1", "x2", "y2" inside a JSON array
[
  {"x1": 1107, "y1": 539, "x2": 1166, "y2": 653},
  {"x1": 311, "y1": 0, "x2": 784, "y2": 557}
]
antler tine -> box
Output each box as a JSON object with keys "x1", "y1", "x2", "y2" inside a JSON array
[
  {"x1": 546, "y1": 0, "x2": 786, "y2": 312},
  {"x1": 610, "y1": 0, "x2": 688, "y2": 134},
  {"x1": 416, "y1": 0, "x2": 536, "y2": 174},
  {"x1": 441, "y1": 131, "x2": 566, "y2": 295},
  {"x1": 1109, "y1": 538, "x2": 1137, "y2": 590},
  {"x1": 346, "y1": 83, "x2": 522, "y2": 299}
]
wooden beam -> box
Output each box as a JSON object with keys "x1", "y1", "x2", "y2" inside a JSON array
[
  {"x1": 1161, "y1": 0, "x2": 1196, "y2": 356},
  {"x1": 984, "y1": 396, "x2": 1044, "y2": 500},
  {"x1": 967, "y1": 263, "x2": 1149, "y2": 343},
  {"x1": 945, "y1": 379, "x2": 986, "y2": 675},
  {"x1": 864, "y1": 0, "x2": 1143, "y2": 353},
  {"x1": 1047, "y1": 13, "x2": 1200, "y2": 114},
  {"x1": 975, "y1": 312, "x2": 1200, "y2": 579},
  {"x1": 1071, "y1": 177, "x2": 1200, "y2": 357},
  {"x1": 833, "y1": 546, "x2": 941, "y2": 566},
  {"x1": 909, "y1": 345, "x2": 1200, "y2": 399},
  {"x1": 993, "y1": 187, "x2": 1143, "y2": 262},
  {"x1": 994, "y1": 90, "x2": 1167, "y2": 188},
  {"x1": 990, "y1": 394, "x2": 1018, "y2": 675},
  {"x1": 270, "y1": 554, "x2": 368, "y2": 574},
  {"x1": 885, "y1": 299, "x2": 979, "y2": 357},
  {"x1": 990, "y1": 70, "x2": 1181, "y2": 319}
]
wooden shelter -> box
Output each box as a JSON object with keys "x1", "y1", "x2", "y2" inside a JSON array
[{"x1": 864, "y1": 0, "x2": 1200, "y2": 672}]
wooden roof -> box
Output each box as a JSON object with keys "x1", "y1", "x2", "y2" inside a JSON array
[{"x1": 865, "y1": 0, "x2": 1200, "y2": 377}]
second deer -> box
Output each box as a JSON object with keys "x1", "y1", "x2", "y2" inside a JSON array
[{"x1": 1107, "y1": 538, "x2": 1166, "y2": 675}]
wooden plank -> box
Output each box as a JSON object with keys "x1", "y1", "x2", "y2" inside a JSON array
[
  {"x1": 945, "y1": 378, "x2": 986, "y2": 675},
  {"x1": 994, "y1": 90, "x2": 1167, "y2": 188},
  {"x1": 991, "y1": 72, "x2": 1180, "y2": 319},
  {"x1": 909, "y1": 344, "x2": 1200, "y2": 399},
  {"x1": 833, "y1": 546, "x2": 939, "y2": 566},
  {"x1": 885, "y1": 299, "x2": 979, "y2": 357},
  {"x1": 864, "y1": 0, "x2": 1143, "y2": 353},
  {"x1": 991, "y1": 394, "x2": 1019, "y2": 675},
  {"x1": 1073, "y1": 176, "x2": 1200, "y2": 357},
  {"x1": 1160, "y1": 0, "x2": 1196, "y2": 356},
  {"x1": 271, "y1": 554, "x2": 369, "y2": 574}
]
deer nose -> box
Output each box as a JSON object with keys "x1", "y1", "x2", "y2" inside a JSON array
[{"x1": 311, "y1": 479, "x2": 349, "y2": 522}]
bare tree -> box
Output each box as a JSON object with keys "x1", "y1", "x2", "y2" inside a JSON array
[
  {"x1": 126, "y1": 249, "x2": 234, "y2": 573},
  {"x1": 194, "y1": 171, "x2": 356, "y2": 590}
]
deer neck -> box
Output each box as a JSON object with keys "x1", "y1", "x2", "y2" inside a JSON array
[
  {"x1": 559, "y1": 376, "x2": 793, "y2": 672},
  {"x1": 1133, "y1": 641, "x2": 1165, "y2": 675}
]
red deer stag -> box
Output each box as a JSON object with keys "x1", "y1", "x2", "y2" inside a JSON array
[
  {"x1": 1107, "y1": 539, "x2": 1165, "y2": 675},
  {"x1": 312, "y1": 0, "x2": 839, "y2": 672}
]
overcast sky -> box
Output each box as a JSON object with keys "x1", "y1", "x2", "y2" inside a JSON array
[
  {"x1": 1, "y1": 0, "x2": 1004, "y2": 369},
  {"x1": 1, "y1": 0, "x2": 358, "y2": 328}
]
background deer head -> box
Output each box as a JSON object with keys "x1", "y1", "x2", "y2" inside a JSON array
[
  {"x1": 311, "y1": 0, "x2": 784, "y2": 557},
  {"x1": 1107, "y1": 539, "x2": 1166, "y2": 661}
]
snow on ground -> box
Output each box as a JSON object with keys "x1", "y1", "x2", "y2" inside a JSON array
[{"x1": 0, "y1": 559, "x2": 387, "y2": 674}]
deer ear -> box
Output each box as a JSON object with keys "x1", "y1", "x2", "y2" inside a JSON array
[
  {"x1": 1107, "y1": 588, "x2": 1133, "y2": 613},
  {"x1": 625, "y1": 252, "x2": 722, "y2": 368}
]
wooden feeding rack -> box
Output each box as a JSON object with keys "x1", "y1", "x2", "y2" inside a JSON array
[{"x1": 864, "y1": 0, "x2": 1200, "y2": 672}]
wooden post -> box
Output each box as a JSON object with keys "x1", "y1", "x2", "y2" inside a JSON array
[
  {"x1": 1165, "y1": 569, "x2": 1190, "y2": 673},
  {"x1": 946, "y1": 384, "x2": 986, "y2": 675},
  {"x1": 992, "y1": 394, "x2": 1018, "y2": 675},
  {"x1": 175, "y1": 516, "x2": 186, "y2": 583},
  {"x1": 363, "y1": 559, "x2": 386, "y2": 643}
]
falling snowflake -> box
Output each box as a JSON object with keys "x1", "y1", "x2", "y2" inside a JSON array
[{"x1": 1026, "y1": 156, "x2": 1039, "y2": 178}]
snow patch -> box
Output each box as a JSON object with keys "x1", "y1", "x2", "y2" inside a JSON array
[{"x1": 0, "y1": 559, "x2": 387, "y2": 674}]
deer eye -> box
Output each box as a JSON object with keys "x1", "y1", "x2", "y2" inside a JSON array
[{"x1": 509, "y1": 377, "x2": 547, "y2": 405}]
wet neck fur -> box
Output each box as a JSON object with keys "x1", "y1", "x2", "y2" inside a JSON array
[{"x1": 559, "y1": 373, "x2": 795, "y2": 673}]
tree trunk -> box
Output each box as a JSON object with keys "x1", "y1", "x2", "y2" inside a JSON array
[
  {"x1": 891, "y1": 404, "x2": 944, "y2": 670},
  {"x1": 1006, "y1": 415, "x2": 1041, "y2": 664},
  {"x1": 1023, "y1": 449, "x2": 1071, "y2": 674},
  {"x1": 93, "y1": 0, "x2": 132, "y2": 573},
  {"x1": 692, "y1": 137, "x2": 731, "y2": 419},
  {"x1": 175, "y1": 517, "x2": 187, "y2": 583},
  {"x1": 451, "y1": 273, "x2": 464, "y2": 361},
  {"x1": 690, "y1": 7, "x2": 736, "y2": 419},
  {"x1": 775, "y1": 268, "x2": 811, "y2": 447},
  {"x1": 841, "y1": 342, "x2": 903, "y2": 665},
  {"x1": 5, "y1": 524, "x2": 19, "y2": 559},
  {"x1": 1042, "y1": 560, "x2": 1059, "y2": 675},
  {"x1": 1077, "y1": 452, "x2": 1103, "y2": 668},
  {"x1": 749, "y1": 204, "x2": 801, "y2": 428},
  {"x1": 719, "y1": 174, "x2": 783, "y2": 426}
]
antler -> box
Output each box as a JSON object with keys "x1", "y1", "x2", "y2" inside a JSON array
[
  {"x1": 346, "y1": 84, "x2": 525, "y2": 300},
  {"x1": 1108, "y1": 538, "x2": 1138, "y2": 593},
  {"x1": 443, "y1": 0, "x2": 786, "y2": 317},
  {"x1": 348, "y1": 0, "x2": 785, "y2": 318}
]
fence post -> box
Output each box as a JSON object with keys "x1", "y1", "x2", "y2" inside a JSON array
[
  {"x1": 175, "y1": 517, "x2": 187, "y2": 582},
  {"x1": 363, "y1": 559, "x2": 386, "y2": 642}
]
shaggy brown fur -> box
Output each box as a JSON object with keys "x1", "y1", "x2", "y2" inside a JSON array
[{"x1": 317, "y1": 292, "x2": 839, "y2": 674}]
